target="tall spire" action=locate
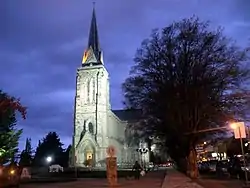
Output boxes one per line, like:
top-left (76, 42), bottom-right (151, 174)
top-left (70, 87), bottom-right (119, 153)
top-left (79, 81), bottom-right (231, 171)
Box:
top-left (82, 3), bottom-right (103, 65)
top-left (88, 3), bottom-right (100, 54)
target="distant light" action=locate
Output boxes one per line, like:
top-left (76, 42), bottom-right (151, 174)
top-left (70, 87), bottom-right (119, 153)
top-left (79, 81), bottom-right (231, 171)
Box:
top-left (211, 153), bottom-right (217, 157)
top-left (203, 142), bottom-right (207, 145)
top-left (10, 170), bottom-right (15, 175)
top-left (46, 156), bottom-right (52, 163)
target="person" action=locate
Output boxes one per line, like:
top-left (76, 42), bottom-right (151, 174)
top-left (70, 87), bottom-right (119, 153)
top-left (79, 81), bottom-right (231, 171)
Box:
top-left (132, 161), bottom-right (142, 180)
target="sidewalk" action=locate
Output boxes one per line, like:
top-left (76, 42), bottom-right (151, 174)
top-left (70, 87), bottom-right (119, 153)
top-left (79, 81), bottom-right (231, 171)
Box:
top-left (161, 168), bottom-right (204, 188)
top-left (20, 170), bottom-right (166, 188)
top-left (119, 170), bottom-right (165, 188)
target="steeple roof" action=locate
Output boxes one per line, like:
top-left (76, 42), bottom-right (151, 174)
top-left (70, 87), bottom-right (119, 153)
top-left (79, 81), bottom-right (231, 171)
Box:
top-left (88, 5), bottom-right (100, 54)
top-left (82, 4), bottom-right (103, 66)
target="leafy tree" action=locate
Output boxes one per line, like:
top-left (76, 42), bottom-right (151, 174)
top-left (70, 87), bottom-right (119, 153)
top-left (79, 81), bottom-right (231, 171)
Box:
top-left (19, 138), bottom-right (33, 167)
top-left (33, 132), bottom-right (64, 166)
top-left (122, 17), bottom-right (250, 178)
top-left (0, 90), bottom-right (27, 164)
top-left (125, 127), bottom-right (141, 147)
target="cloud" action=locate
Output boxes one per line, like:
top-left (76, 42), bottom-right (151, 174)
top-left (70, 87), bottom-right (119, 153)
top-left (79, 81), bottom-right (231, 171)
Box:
top-left (1, 0), bottom-right (249, 149)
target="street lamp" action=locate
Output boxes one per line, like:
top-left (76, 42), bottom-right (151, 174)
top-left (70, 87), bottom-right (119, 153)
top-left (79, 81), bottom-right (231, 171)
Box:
top-left (46, 156), bottom-right (52, 163)
top-left (230, 122), bottom-right (248, 185)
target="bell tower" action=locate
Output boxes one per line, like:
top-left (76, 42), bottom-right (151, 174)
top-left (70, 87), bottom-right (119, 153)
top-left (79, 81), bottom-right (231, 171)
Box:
top-left (72, 5), bottom-right (110, 166)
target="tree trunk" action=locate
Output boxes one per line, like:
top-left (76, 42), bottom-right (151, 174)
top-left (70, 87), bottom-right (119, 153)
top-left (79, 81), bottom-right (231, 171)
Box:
top-left (187, 146), bottom-right (199, 179)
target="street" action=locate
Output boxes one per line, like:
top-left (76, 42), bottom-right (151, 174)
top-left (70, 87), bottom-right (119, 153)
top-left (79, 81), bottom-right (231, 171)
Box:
top-left (20, 170), bottom-right (165, 188)
top-left (197, 174), bottom-right (244, 188)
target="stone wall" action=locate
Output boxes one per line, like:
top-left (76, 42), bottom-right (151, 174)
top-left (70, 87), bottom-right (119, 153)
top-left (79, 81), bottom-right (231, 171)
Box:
top-left (107, 111), bottom-right (126, 163)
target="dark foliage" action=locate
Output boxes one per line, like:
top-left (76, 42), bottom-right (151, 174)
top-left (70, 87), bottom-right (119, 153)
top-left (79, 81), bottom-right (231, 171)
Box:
top-left (61, 145), bottom-right (71, 167)
top-left (19, 138), bottom-right (33, 167)
top-left (32, 132), bottom-right (64, 166)
top-left (122, 17), bottom-right (250, 166)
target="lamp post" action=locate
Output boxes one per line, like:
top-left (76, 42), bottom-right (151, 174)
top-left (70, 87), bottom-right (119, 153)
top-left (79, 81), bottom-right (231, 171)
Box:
top-left (74, 155), bottom-right (77, 178)
top-left (231, 122), bottom-right (248, 186)
top-left (136, 148), bottom-right (149, 169)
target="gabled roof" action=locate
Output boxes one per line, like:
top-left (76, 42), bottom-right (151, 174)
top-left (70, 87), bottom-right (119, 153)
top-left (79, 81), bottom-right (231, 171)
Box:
top-left (112, 109), bottom-right (143, 122)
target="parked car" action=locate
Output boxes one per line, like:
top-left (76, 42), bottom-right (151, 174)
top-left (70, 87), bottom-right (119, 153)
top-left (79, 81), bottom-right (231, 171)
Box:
top-left (228, 157), bottom-right (243, 179)
top-left (148, 162), bottom-right (158, 171)
top-left (159, 161), bottom-right (173, 168)
top-left (165, 161), bottom-right (173, 167)
top-left (198, 161), bottom-right (210, 174)
top-left (216, 160), bottom-right (229, 177)
top-left (208, 160), bottom-right (217, 173)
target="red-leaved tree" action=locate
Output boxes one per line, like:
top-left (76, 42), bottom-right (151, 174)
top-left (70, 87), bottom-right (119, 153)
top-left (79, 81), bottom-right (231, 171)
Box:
top-left (0, 90), bottom-right (27, 164)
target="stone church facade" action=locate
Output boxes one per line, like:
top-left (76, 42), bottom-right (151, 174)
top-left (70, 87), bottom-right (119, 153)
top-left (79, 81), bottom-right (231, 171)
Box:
top-left (70, 7), bottom-right (149, 167)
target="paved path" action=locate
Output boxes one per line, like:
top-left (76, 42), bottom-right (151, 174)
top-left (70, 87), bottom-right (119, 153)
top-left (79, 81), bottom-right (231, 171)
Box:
top-left (162, 168), bottom-right (245, 188)
top-left (20, 170), bottom-right (165, 188)
top-left (161, 169), bottom-right (203, 188)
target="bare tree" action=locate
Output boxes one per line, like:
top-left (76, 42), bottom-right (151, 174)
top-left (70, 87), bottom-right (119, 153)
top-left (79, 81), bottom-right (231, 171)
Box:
top-left (122, 17), bottom-right (250, 178)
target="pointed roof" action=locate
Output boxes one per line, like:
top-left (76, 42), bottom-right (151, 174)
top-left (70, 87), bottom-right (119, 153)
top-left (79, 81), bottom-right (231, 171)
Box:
top-left (82, 3), bottom-right (103, 66)
top-left (87, 4), bottom-right (100, 54)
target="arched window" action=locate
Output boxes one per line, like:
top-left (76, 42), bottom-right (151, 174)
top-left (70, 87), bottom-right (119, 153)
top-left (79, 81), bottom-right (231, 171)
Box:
top-left (88, 122), bottom-right (94, 134)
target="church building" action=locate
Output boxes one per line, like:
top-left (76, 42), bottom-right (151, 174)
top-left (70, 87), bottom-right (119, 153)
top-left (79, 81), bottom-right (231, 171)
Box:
top-left (70, 6), bottom-right (150, 167)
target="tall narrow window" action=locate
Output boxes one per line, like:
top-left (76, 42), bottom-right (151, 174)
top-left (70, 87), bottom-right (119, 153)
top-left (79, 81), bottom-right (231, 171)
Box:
top-left (87, 79), bottom-right (90, 103)
top-left (83, 83), bottom-right (86, 103)
top-left (92, 78), bottom-right (95, 102)
top-left (89, 78), bottom-right (93, 102)
top-left (88, 122), bottom-right (94, 134)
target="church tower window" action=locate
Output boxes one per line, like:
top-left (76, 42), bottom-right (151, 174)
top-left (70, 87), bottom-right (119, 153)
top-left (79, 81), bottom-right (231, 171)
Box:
top-left (87, 79), bottom-right (90, 102)
top-left (93, 78), bottom-right (96, 102)
top-left (88, 122), bottom-right (94, 134)
top-left (89, 78), bottom-right (93, 102)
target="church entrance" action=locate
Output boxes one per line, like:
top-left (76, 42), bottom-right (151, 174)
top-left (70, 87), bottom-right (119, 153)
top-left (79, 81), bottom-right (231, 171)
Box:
top-left (86, 150), bottom-right (93, 160)
top-left (84, 146), bottom-right (95, 167)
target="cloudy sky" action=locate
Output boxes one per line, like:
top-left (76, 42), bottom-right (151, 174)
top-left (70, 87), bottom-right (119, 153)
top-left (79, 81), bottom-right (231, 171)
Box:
top-left (1, 0), bottom-right (249, 150)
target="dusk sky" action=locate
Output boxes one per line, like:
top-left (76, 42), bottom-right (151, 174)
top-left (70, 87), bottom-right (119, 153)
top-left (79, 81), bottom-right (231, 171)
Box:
top-left (1, 0), bottom-right (249, 150)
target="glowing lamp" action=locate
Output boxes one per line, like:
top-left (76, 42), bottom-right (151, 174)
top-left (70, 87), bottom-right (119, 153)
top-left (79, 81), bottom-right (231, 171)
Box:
top-left (10, 170), bottom-right (15, 175)
top-left (46, 156), bottom-right (52, 163)
top-left (230, 123), bottom-right (238, 130)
